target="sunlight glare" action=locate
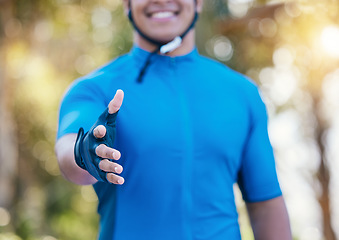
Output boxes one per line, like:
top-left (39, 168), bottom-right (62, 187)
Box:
top-left (321, 25), bottom-right (339, 58)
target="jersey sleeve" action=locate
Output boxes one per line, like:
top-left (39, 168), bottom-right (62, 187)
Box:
top-left (237, 86), bottom-right (282, 203)
top-left (57, 78), bottom-right (107, 139)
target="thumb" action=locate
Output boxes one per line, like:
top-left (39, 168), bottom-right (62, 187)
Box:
top-left (108, 89), bottom-right (124, 114)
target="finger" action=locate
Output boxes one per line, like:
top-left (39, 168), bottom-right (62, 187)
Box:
top-left (106, 173), bottom-right (125, 185)
top-left (108, 89), bottom-right (124, 114)
top-left (93, 125), bottom-right (106, 139)
top-left (99, 159), bottom-right (123, 174)
top-left (96, 144), bottom-right (121, 160)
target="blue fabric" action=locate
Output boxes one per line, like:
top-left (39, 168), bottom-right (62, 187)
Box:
top-left (57, 46), bottom-right (282, 240)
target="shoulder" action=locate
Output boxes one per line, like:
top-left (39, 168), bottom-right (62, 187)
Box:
top-left (195, 53), bottom-right (259, 92)
top-left (79, 52), bottom-right (133, 84)
top-left (196, 54), bottom-right (266, 114)
top-left (65, 52), bottom-right (134, 95)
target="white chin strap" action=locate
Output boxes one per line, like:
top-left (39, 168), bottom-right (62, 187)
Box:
top-left (159, 36), bottom-right (183, 54)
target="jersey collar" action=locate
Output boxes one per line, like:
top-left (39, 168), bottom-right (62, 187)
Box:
top-left (130, 45), bottom-right (199, 64)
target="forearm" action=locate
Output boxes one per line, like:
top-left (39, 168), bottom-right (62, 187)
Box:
top-left (55, 134), bottom-right (97, 185)
top-left (246, 196), bottom-right (292, 240)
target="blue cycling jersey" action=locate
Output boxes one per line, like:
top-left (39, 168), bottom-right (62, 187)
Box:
top-left (57, 46), bottom-right (282, 240)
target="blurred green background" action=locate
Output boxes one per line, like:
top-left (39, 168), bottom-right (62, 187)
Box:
top-left (1, 0), bottom-right (339, 239)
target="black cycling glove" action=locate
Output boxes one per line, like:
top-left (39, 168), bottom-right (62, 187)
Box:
top-left (74, 108), bottom-right (118, 182)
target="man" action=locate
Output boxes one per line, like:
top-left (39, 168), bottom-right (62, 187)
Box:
top-left (55, 0), bottom-right (292, 239)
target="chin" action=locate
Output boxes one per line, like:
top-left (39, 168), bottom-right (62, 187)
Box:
top-left (151, 32), bottom-right (182, 43)
top-left (158, 37), bottom-right (178, 43)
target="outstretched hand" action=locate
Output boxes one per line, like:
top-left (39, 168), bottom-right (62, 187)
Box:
top-left (74, 89), bottom-right (125, 184)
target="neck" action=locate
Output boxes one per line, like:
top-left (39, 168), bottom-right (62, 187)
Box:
top-left (134, 30), bottom-right (196, 57)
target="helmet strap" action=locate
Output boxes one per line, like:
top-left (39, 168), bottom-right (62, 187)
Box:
top-left (127, 0), bottom-right (199, 82)
top-left (127, 0), bottom-right (199, 54)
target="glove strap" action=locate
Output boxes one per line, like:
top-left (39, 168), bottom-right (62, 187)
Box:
top-left (74, 127), bottom-right (86, 170)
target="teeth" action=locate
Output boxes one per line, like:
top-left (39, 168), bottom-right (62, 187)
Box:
top-left (151, 11), bottom-right (174, 19)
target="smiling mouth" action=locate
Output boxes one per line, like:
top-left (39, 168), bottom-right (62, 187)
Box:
top-left (149, 11), bottom-right (178, 19)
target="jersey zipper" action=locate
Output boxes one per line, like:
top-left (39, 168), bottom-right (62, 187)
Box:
top-left (171, 57), bottom-right (194, 240)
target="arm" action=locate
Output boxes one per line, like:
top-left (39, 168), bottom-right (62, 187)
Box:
top-left (238, 86), bottom-right (291, 238)
top-left (55, 133), bottom-right (97, 185)
top-left (55, 89), bottom-right (125, 185)
top-left (246, 196), bottom-right (292, 240)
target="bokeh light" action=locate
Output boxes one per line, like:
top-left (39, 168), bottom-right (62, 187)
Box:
top-left (228, 0), bottom-right (254, 18)
top-left (1, 1), bottom-right (339, 240)
top-left (0, 208), bottom-right (11, 227)
top-left (321, 25), bottom-right (339, 58)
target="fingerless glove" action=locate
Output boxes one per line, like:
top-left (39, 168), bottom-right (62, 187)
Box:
top-left (74, 108), bottom-right (118, 182)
